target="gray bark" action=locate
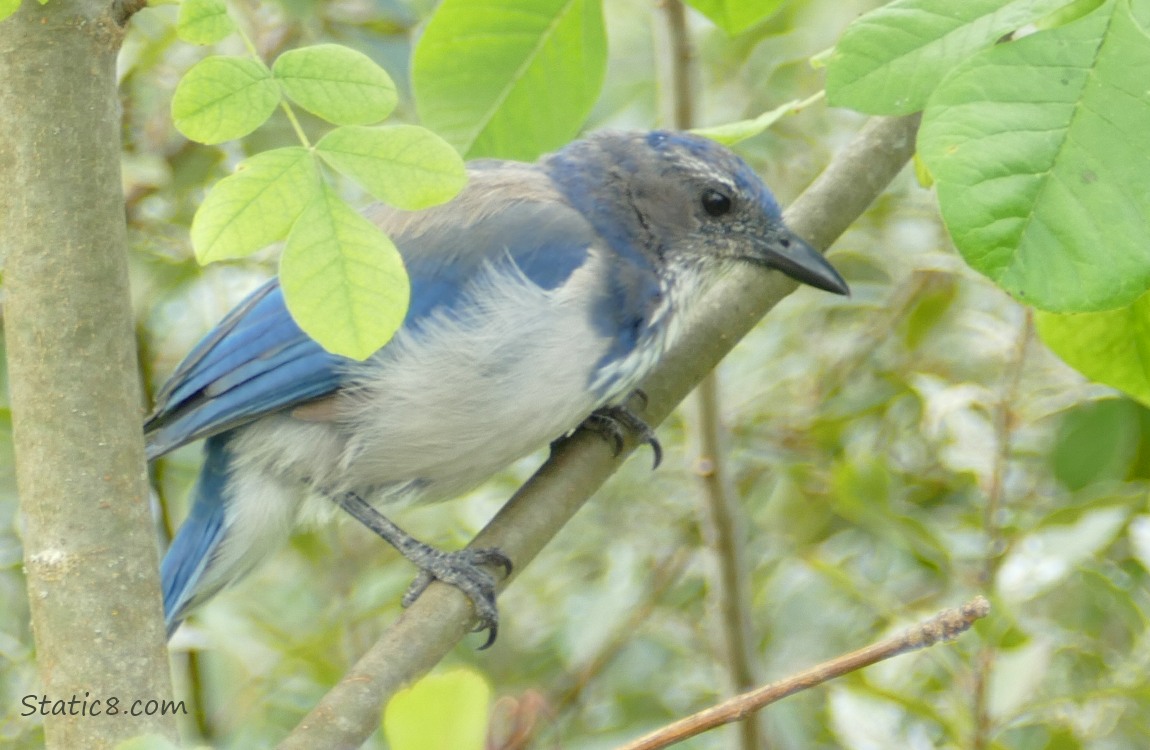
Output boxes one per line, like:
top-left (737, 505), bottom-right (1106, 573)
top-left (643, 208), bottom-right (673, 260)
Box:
top-left (0, 1), bottom-right (177, 747)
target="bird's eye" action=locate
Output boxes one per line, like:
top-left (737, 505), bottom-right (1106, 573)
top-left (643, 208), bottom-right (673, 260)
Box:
top-left (701, 189), bottom-right (732, 217)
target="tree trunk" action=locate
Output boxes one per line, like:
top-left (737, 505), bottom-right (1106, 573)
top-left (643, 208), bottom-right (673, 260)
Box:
top-left (0, 1), bottom-right (177, 747)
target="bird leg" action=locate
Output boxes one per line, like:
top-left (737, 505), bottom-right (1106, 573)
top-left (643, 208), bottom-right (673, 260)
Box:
top-left (332, 491), bottom-right (512, 649)
top-left (578, 389), bottom-right (663, 469)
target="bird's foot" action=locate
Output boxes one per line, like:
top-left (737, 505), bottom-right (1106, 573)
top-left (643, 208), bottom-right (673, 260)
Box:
top-left (333, 492), bottom-right (512, 649)
top-left (402, 546), bottom-right (513, 649)
top-left (580, 390), bottom-right (662, 469)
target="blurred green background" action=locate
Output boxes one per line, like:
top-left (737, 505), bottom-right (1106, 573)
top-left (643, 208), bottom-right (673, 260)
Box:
top-left (2, 0), bottom-right (1148, 748)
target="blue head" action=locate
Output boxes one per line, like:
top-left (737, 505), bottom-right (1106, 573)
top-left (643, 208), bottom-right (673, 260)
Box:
top-left (544, 130), bottom-right (848, 296)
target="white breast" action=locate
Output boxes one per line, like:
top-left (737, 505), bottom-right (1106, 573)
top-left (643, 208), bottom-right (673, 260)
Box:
top-left (325, 250), bottom-right (619, 502)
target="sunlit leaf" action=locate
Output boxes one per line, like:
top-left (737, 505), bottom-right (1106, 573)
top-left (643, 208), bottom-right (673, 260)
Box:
top-left (384, 669), bottom-right (491, 750)
top-left (413, 0), bottom-right (606, 160)
top-left (0, 0), bottom-right (23, 22)
top-left (281, 184), bottom-right (409, 360)
top-left (191, 147), bottom-right (319, 263)
top-left (172, 56), bottom-right (280, 144)
top-left (316, 125), bottom-right (466, 210)
top-left (177, 0), bottom-right (235, 45)
top-left (272, 44), bottom-right (398, 125)
top-left (1035, 291), bottom-right (1150, 407)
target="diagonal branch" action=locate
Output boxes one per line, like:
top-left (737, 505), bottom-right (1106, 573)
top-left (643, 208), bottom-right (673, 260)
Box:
top-left (276, 113), bottom-right (922, 750)
top-left (616, 597), bottom-right (990, 750)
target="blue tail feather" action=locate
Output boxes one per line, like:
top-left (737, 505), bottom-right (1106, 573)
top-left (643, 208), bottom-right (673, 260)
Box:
top-left (161, 434), bottom-right (232, 635)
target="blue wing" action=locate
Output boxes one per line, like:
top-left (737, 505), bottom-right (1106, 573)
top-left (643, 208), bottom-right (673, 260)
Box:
top-left (144, 280), bottom-right (346, 459)
top-left (161, 433), bottom-right (231, 629)
top-left (145, 165), bottom-right (609, 460)
top-left (385, 162), bottom-right (601, 322)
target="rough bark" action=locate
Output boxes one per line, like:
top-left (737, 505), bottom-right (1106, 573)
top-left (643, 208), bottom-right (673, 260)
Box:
top-left (0, 1), bottom-right (177, 747)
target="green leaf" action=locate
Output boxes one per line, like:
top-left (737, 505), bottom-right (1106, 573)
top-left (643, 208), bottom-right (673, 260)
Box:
top-left (191, 147), bottom-right (319, 263)
top-left (0, 0), bottom-right (22, 23)
top-left (1037, 0), bottom-right (1108, 28)
top-left (281, 185), bottom-right (409, 360)
top-left (691, 97), bottom-right (807, 146)
top-left (1035, 291), bottom-right (1150, 406)
top-left (413, 0), bottom-right (606, 160)
top-left (384, 668), bottom-right (491, 750)
top-left (1049, 398), bottom-right (1142, 489)
top-left (918, 0), bottom-right (1150, 311)
top-left (683, 0), bottom-right (788, 35)
top-left (316, 125), bottom-right (466, 211)
top-left (177, 0), bottom-right (235, 45)
top-left (827, 0), bottom-right (1073, 115)
top-left (172, 56), bottom-right (281, 144)
top-left (272, 44), bottom-right (398, 126)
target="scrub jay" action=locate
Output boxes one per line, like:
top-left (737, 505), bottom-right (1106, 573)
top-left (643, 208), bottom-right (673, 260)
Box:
top-left (148, 130), bottom-right (848, 645)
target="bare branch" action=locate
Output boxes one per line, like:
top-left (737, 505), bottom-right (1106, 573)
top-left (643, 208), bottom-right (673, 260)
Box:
top-left (973, 312), bottom-right (1033, 749)
top-left (615, 597), bottom-right (991, 750)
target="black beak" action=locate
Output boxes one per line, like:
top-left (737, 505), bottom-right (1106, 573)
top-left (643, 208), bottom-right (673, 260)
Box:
top-left (758, 228), bottom-right (849, 296)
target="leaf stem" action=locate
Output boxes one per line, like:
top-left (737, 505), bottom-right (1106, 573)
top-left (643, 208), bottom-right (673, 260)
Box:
top-left (277, 99), bottom-right (313, 149)
top-left (234, 17), bottom-right (312, 148)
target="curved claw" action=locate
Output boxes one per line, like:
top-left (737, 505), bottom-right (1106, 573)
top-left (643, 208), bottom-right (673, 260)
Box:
top-left (401, 546), bottom-right (513, 650)
top-left (582, 399), bottom-right (663, 469)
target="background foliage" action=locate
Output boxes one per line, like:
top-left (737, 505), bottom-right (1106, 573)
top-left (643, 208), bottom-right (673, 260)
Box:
top-left (1, 0), bottom-right (1149, 748)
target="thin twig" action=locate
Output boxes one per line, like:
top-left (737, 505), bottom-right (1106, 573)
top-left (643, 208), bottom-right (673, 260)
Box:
top-left (691, 376), bottom-right (762, 710)
top-left (663, 0), bottom-right (695, 129)
top-left (662, 0), bottom-right (763, 747)
top-left (615, 597), bottom-right (991, 750)
top-left (972, 311), bottom-right (1032, 749)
